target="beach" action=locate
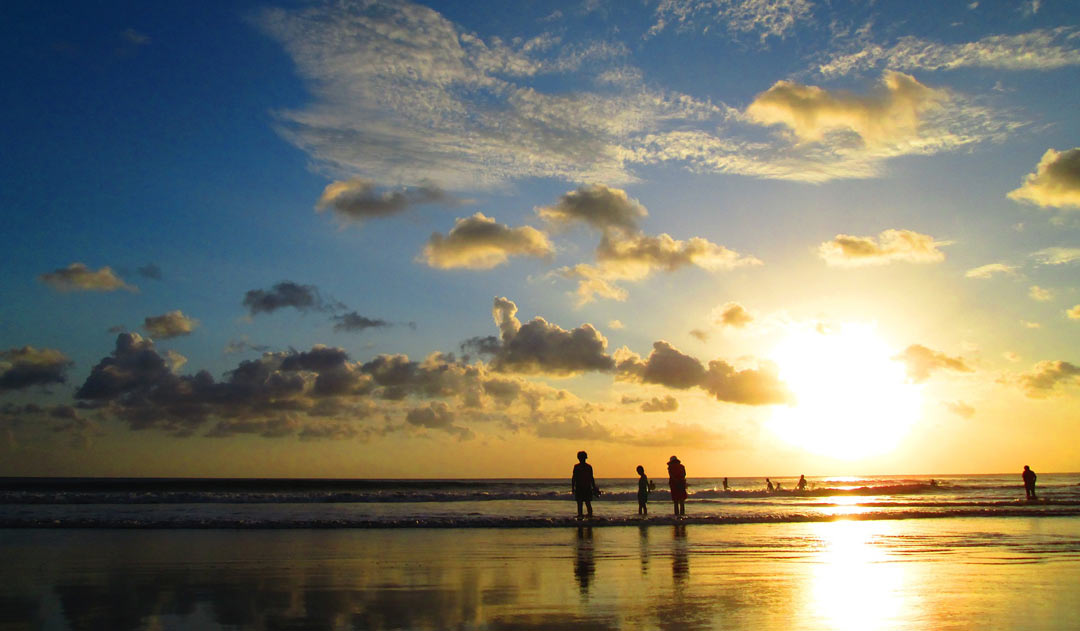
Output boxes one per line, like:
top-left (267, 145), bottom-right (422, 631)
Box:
top-left (3, 515), bottom-right (1079, 630)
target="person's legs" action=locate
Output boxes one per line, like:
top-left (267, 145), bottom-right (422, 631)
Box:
top-left (577, 499), bottom-right (584, 518)
top-left (585, 500), bottom-right (593, 518)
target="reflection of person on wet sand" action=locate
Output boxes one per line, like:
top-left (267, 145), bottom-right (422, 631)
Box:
top-left (1022, 465), bottom-right (1037, 500)
top-left (572, 451), bottom-right (600, 519)
top-left (667, 456), bottom-right (687, 517)
top-left (637, 465), bottom-right (650, 515)
top-left (574, 526), bottom-right (595, 595)
top-left (672, 523), bottom-right (689, 585)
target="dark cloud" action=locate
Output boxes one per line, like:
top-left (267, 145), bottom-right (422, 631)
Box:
top-left (0, 403), bottom-right (103, 448)
top-left (688, 329), bottom-right (709, 342)
top-left (1008, 147), bottom-right (1080, 210)
top-left (0, 347), bottom-right (73, 392)
top-left (332, 312), bottom-right (390, 333)
top-left (136, 264), bottom-right (162, 280)
top-left (143, 310), bottom-right (198, 339)
top-left (243, 282), bottom-right (326, 316)
top-left (316, 178), bottom-right (456, 222)
top-left (892, 344), bottom-right (973, 383)
top-left (38, 262), bottom-right (136, 292)
top-left (206, 417), bottom-right (301, 439)
top-left (616, 341), bottom-right (791, 405)
top-left (405, 402), bottom-right (473, 440)
top-left (224, 338), bottom-right (271, 355)
top-left (536, 184), bottom-right (647, 234)
top-left (488, 297), bottom-right (615, 376)
top-left (459, 335), bottom-right (501, 359)
top-left (641, 395), bottom-right (678, 412)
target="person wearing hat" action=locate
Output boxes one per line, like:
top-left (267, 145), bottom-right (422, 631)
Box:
top-left (667, 455), bottom-right (687, 517)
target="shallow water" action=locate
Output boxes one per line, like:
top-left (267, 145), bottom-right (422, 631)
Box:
top-left (2, 517), bottom-right (1078, 630)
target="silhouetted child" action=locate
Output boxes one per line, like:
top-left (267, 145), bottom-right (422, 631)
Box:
top-left (572, 451), bottom-right (600, 519)
top-left (722, 477), bottom-right (729, 491)
top-left (637, 465), bottom-right (649, 515)
top-left (797, 475), bottom-right (807, 491)
top-left (766, 478), bottom-right (773, 492)
top-left (1022, 465), bottom-right (1037, 500)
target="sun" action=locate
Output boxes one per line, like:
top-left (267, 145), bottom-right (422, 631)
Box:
top-left (767, 323), bottom-right (922, 459)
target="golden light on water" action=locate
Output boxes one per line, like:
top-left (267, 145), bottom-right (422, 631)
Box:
top-left (808, 521), bottom-right (909, 631)
top-left (768, 324), bottom-right (923, 459)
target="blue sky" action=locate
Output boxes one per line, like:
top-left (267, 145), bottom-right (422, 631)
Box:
top-left (1, 0), bottom-right (1078, 477)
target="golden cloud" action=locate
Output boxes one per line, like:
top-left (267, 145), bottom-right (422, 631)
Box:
top-left (1007, 148), bottom-right (1080, 210)
top-left (818, 229), bottom-right (950, 267)
top-left (420, 213), bottom-right (553, 269)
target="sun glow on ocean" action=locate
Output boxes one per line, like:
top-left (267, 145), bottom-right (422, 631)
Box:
top-left (768, 324), bottom-right (923, 459)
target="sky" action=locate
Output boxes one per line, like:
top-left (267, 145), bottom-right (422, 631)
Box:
top-left (1, 0), bottom-right (1078, 478)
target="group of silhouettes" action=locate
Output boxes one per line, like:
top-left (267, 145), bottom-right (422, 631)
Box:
top-left (572, 452), bottom-right (1045, 518)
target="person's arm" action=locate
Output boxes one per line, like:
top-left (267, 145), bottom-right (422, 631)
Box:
top-left (571, 466), bottom-right (577, 494)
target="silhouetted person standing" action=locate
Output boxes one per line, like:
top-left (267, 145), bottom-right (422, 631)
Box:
top-left (766, 478), bottom-right (773, 492)
top-left (797, 475), bottom-right (807, 491)
top-left (668, 456), bottom-right (687, 517)
top-left (572, 451), bottom-right (600, 519)
top-left (1022, 465), bottom-right (1037, 500)
top-left (637, 465), bottom-right (650, 515)
top-left (722, 477), bottom-right (729, 492)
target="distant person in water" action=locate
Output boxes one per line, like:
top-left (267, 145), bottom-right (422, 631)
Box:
top-left (667, 456), bottom-right (687, 517)
top-left (722, 477), bottom-right (729, 492)
top-left (766, 478), bottom-right (773, 492)
top-left (572, 451), bottom-right (600, 519)
top-left (1022, 465), bottom-right (1037, 500)
top-left (797, 475), bottom-right (807, 491)
top-left (775, 481), bottom-right (783, 491)
top-left (636, 465), bottom-right (650, 515)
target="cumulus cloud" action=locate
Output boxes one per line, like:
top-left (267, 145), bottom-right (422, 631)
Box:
top-left (562, 230), bottom-right (761, 304)
top-left (486, 297), bottom-right (615, 375)
top-left (818, 27), bottom-right (1080, 77)
top-left (533, 413), bottom-right (614, 440)
top-left (965, 263), bottom-right (1018, 279)
top-left (818, 229), bottom-right (950, 267)
top-left (714, 302), bottom-right (753, 328)
top-left (746, 71), bottom-right (948, 147)
top-left (1013, 360), bottom-right (1080, 398)
top-left (243, 282), bottom-right (327, 316)
top-left (616, 340), bottom-right (791, 405)
top-left (143, 310), bottom-right (198, 339)
top-left (536, 184), bottom-right (647, 234)
top-left (332, 312), bottom-right (390, 333)
top-left (1068, 305), bottom-right (1080, 320)
top-left (641, 394), bottom-right (679, 413)
top-left (0, 347), bottom-right (72, 392)
top-left (1028, 285), bottom-right (1053, 301)
top-left (315, 178), bottom-right (456, 222)
top-left (405, 402), bottom-right (473, 440)
top-left (1007, 148), bottom-right (1080, 210)
top-left (38, 263), bottom-right (136, 292)
top-left (608, 320), bottom-right (624, 330)
top-left (649, 0), bottom-right (813, 42)
top-left (944, 400), bottom-right (975, 419)
top-left (420, 213), bottom-right (553, 269)
top-left (892, 344), bottom-right (973, 383)
top-left (689, 329), bottom-right (709, 342)
top-left (1031, 247), bottom-right (1080, 265)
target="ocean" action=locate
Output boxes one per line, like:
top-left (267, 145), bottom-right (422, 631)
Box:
top-left (3, 474), bottom-right (1079, 630)
top-left (1, 473), bottom-right (1078, 527)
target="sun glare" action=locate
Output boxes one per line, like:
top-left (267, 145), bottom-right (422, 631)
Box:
top-left (768, 323), bottom-right (922, 459)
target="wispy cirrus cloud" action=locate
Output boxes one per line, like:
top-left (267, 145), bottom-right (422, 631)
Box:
top-left (965, 263), bottom-right (1018, 279)
top-left (1031, 247), bottom-right (1080, 265)
top-left (817, 27), bottom-right (1080, 77)
top-left (648, 0), bottom-right (814, 43)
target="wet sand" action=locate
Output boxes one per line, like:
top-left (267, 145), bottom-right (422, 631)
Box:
top-left (2, 517), bottom-right (1077, 630)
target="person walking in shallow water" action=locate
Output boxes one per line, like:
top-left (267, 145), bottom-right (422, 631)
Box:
top-left (572, 451), bottom-right (600, 519)
top-left (1022, 465), bottom-right (1037, 500)
top-left (636, 465), bottom-right (650, 515)
top-left (667, 456), bottom-right (687, 517)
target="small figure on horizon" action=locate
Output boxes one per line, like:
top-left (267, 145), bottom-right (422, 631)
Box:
top-left (722, 477), bottom-right (729, 492)
top-left (797, 475), bottom-right (807, 491)
top-left (572, 451), bottom-right (600, 519)
top-left (1022, 465), bottom-right (1037, 500)
top-left (637, 465), bottom-right (650, 515)
top-left (668, 456), bottom-right (687, 517)
top-left (775, 481), bottom-right (783, 491)
top-left (766, 478), bottom-right (773, 492)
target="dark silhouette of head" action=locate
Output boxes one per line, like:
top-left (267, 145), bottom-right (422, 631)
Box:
top-left (667, 455), bottom-right (680, 465)
top-left (1024, 465), bottom-right (1030, 471)
top-left (577, 450), bottom-right (588, 462)
top-left (636, 465), bottom-right (644, 475)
